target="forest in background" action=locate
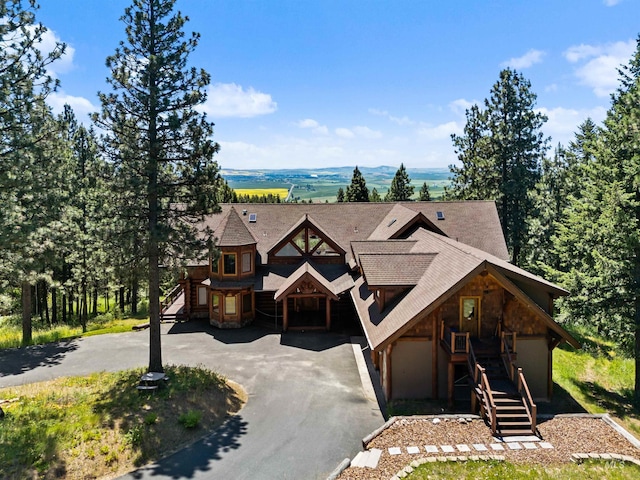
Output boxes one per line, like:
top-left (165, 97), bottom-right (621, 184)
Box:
top-left (2, 1), bottom-right (640, 398)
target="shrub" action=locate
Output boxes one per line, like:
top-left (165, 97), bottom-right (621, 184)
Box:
top-left (178, 410), bottom-right (201, 429)
top-left (143, 412), bottom-right (157, 425)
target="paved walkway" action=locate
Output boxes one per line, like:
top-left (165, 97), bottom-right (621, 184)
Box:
top-left (0, 322), bottom-right (384, 480)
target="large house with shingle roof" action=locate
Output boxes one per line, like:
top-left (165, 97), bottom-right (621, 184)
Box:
top-left (170, 201), bottom-right (578, 431)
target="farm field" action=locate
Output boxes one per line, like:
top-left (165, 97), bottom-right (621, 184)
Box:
top-left (223, 166), bottom-right (451, 203)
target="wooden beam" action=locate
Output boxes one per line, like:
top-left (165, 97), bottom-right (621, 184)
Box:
top-left (325, 297), bottom-right (331, 331)
top-left (432, 314), bottom-right (438, 399)
top-left (283, 297), bottom-right (288, 332)
top-left (384, 344), bottom-right (393, 400)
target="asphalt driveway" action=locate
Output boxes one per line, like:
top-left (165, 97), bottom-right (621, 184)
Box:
top-left (0, 321), bottom-right (384, 479)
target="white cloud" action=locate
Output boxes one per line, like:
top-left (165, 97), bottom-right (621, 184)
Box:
top-left (353, 126), bottom-right (382, 139)
top-left (335, 127), bottom-right (355, 138)
top-left (603, 0), bottom-right (622, 6)
top-left (449, 98), bottom-right (476, 117)
top-left (538, 106), bottom-right (607, 145)
top-left (418, 121), bottom-right (462, 141)
top-left (368, 108), bottom-right (415, 126)
top-left (545, 83), bottom-right (558, 93)
top-left (200, 83), bottom-right (277, 118)
top-left (501, 49), bottom-right (545, 69)
top-left (47, 91), bottom-right (96, 124)
top-left (296, 118), bottom-right (329, 135)
top-left (564, 40), bottom-right (635, 97)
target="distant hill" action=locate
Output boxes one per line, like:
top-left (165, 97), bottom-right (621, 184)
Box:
top-left (221, 166), bottom-right (452, 202)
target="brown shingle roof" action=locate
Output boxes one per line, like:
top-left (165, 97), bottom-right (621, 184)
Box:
top-left (352, 228), bottom-right (574, 351)
top-left (359, 253), bottom-right (436, 287)
top-left (199, 201), bottom-right (508, 264)
top-left (214, 206), bottom-right (257, 247)
top-left (273, 262), bottom-right (340, 301)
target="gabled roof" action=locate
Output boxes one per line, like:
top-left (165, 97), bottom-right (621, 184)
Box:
top-left (214, 206), bottom-right (257, 247)
top-left (359, 253), bottom-right (437, 287)
top-left (198, 201), bottom-right (508, 265)
top-left (351, 228), bottom-right (577, 351)
top-left (273, 262), bottom-right (340, 301)
top-left (267, 213), bottom-right (346, 258)
top-left (350, 240), bottom-right (417, 266)
top-left (368, 204), bottom-right (446, 240)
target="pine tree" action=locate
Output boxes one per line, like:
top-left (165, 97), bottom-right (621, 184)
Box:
top-left (345, 166), bottom-right (369, 202)
top-left (449, 69), bottom-right (548, 265)
top-left (93, 0), bottom-right (221, 372)
top-left (418, 182), bottom-right (431, 201)
top-left (0, 1), bottom-right (65, 343)
top-left (336, 187), bottom-right (345, 202)
top-left (369, 187), bottom-right (381, 202)
top-left (385, 163), bottom-right (414, 201)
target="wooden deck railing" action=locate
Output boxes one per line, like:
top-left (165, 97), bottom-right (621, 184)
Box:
top-left (517, 367), bottom-right (537, 432)
top-left (502, 331), bottom-right (536, 433)
top-left (476, 364), bottom-right (498, 434)
top-left (161, 284), bottom-right (182, 313)
top-left (440, 321), bottom-right (470, 354)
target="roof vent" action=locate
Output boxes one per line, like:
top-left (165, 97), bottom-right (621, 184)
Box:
top-left (436, 211), bottom-right (445, 221)
top-left (249, 213), bottom-right (257, 223)
top-left (242, 209), bottom-right (247, 216)
top-left (387, 218), bottom-right (396, 227)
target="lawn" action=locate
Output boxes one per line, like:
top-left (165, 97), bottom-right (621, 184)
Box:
top-left (0, 365), bottom-right (246, 479)
top-left (0, 316), bottom-right (146, 350)
top-left (407, 459), bottom-right (640, 480)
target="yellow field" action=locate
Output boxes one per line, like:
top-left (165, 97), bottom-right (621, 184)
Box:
top-left (234, 188), bottom-right (289, 198)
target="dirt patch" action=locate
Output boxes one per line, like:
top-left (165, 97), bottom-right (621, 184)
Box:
top-left (338, 415), bottom-right (640, 480)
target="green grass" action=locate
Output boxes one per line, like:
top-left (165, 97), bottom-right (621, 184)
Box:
top-left (554, 325), bottom-right (639, 437)
top-left (407, 459), bottom-right (640, 480)
top-left (0, 317), bottom-right (147, 350)
top-left (0, 365), bottom-right (246, 479)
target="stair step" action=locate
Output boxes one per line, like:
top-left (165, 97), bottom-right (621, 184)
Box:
top-left (498, 421), bottom-right (532, 427)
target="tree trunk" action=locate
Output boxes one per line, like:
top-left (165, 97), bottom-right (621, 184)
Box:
top-left (81, 280), bottom-right (88, 332)
top-left (119, 285), bottom-right (125, 312)
top-left (43, 283), bottom-right (50, 325)
top-left (22, 281), bottom-right (32, 346)
top-left (62, 292), bottom-right (67, 323)
top-left (92, 287), bottom-right (98, 316)
top-left (131, 280), bottom-right (138, 315)
top-left (51, 287), bottom-right (57, 324)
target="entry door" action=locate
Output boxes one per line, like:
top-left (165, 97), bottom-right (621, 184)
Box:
top-left (459, 297), bottom-right (480, 337)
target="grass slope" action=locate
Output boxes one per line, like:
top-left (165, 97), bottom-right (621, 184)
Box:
top-left (0, 365), bottom-right (246, 479)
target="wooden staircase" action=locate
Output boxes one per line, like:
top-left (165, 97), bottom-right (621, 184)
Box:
top-left (469, 335), bottom-right (537, 437)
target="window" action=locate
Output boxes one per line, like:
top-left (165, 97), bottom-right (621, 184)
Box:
top-left (223, 253), bottom-right (236, 275)
top-left (197, 286), bottom-right (207, 306)
top-left (459, 297), bottom-right (480, 337)
top-left (242, 293), bottom-right (252, 314)
top-left (242, 252), bottom-right (252, 273)
top-left (212, 294), bottom-right (220, 315)
top-left (224, 295), bottom-right (236, 315)
top-left (211, 255), bottom-right (219, 274)
top-left (273, 226), bottom-right (340, 257)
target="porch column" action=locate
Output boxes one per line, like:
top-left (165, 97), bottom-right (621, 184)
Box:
top-left (384, 344), bottom-right (393, 400)
top-left (282, 296), bottom-right (288, 332)
top-left (432, 315), bottom-right (438, 399)
top-left (325, 297), bottom-right (331, 331)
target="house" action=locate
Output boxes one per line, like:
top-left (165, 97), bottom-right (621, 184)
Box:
top-left (170, 201), bottom-right (578, 435)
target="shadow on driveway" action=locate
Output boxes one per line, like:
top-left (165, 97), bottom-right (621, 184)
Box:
top-left (0, 340), bottom-right (79, 378)
top-left (166, 321), bottom-right (275, 345)
top-left (125, 414), bottom-right (249, 480)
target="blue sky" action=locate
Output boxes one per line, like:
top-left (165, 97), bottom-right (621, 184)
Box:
top-left (35, 0), bottom-right (640, 170)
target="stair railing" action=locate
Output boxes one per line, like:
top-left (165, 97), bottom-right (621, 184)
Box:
top-left (516, 367), bottom-right (537, 433)
top-left (161, 284), bottom-right (182, 313)
top-left (501, 332), bottom-right (517, 382)
top-left (477, 364), bottom-right (498, 434)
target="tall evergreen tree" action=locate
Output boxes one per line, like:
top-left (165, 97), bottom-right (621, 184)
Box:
top-left (385, 163), bottom-right (414, 201)
top-left (336, 187), bottom-right (345, 202)
top-left (93, 0), bottom-right (221, 372)
top-left (0, 1), bottom-right (65, 343)
top-left (345, 166), bottom-right (369, 202)
top-left (369, 187), bottom-right (381, 202)
top-left (418, 182), bottom-right (431, 201)
top-left (449, 69), bottom-right (548, 265)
